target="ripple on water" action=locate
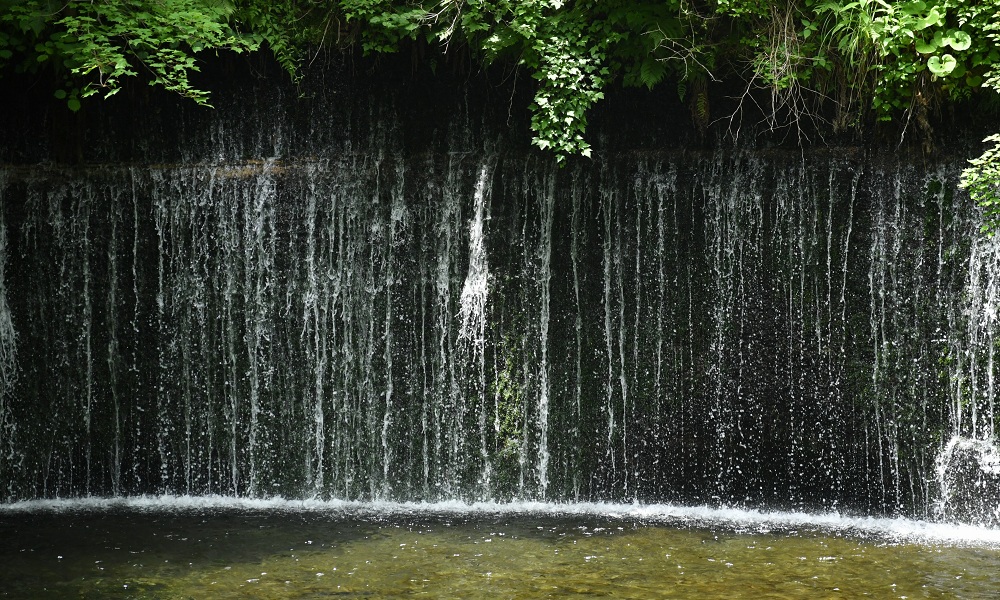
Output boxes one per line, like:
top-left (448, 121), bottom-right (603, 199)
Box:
top-left (2, 497), bottom-right (1000, 598)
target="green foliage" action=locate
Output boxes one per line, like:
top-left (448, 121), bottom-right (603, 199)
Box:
top-left (0, 0), bottom-right (258, 108)
top-left (492, 347), bottom-right (522, 454)
top-left (807, 0), bottom-right (1000, 116)
top-left (955, 6), bottom-right (1000, 235)
top-left (521, 7), bottom-right (609, 160)
top-left (961, 135), bottom-right (1000, 235)
top-left (340, 0), bottom-right (428, 53)
top-left (445, 0), bottom-right (583, 154)
top-left (3, 0), bottom-right (1000, 185)
top-left (237, 1), bottom-right (333, 79)
top-left (490, 337), bottom-right (524, 494)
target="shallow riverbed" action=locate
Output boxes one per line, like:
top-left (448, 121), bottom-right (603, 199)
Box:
top-left (2, 499), bottom-right (999, 598)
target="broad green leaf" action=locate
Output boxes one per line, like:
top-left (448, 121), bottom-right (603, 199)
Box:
top-left (944, 30), bottom-right (972, 51)
top-left (913, 7), bottom-right (943, 30)
top-left (915, 39), bottom-right (937, 54)
top-left (927, 53), bottom-right (957, 76)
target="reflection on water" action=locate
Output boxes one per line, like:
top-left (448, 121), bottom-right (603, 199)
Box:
top-left (2, 501), bottom-right (1000, 598)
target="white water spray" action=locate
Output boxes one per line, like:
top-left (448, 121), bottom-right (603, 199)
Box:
top-left (458, 165), bottom-right (491, 346)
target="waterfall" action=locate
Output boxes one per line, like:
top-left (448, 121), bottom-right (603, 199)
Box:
top-left (933, 189), bottom-right (1000, 524)
top-left (0, 138), bottom-right (997, 520)
top-left (956, 225), bottom-right (1000, 440)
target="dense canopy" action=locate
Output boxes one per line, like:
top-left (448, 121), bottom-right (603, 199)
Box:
top-left (2, 0), bottom-right (999, 221)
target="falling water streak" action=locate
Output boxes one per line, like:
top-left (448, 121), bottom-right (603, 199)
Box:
top-left (0, 177), bottom-right (17, 500)
top-left (834, 167), bottom-right (859, 498)
top-left (223, 185), bottom-right (241, 495)
top-left (243, 164), bottom-right (276, 496)
top-left (780, 168), bottom-right (799, 504)
top-left (458, 163), bottom-right (492, 495)
top-left (205, 173), bottom-right (219, 497)
top-left (968, 239), bottom-right (983, 437)
top-left (894, 180), bottom-right (907, 507)
top-left (799, 167), bottom-right (814, 503)
top-left (964, 227), bottom-right (1000, 441)
top-left (601, 183), bottom-right (617, 484)
top-left (840, 170), bottom-right (857, 356)
top-left (74, 196), bottom-right (93, 495)
top-left (434, 156), bottom-right (461, 497)
top-left (614, 194), bottom-right (629, 498)
top-left (987, 232), bottom-right (1000, 442)
top-left (420, 235), bottom-right (431, 499)
top-left (382, 162), bottom-right (407, 499)
top-left (106, 188), bottom-right (121, 496)
top-left (903, 171), bottom-right (926, 508)
top-left (820, 168), bottom-right (838, 496)
top-left (868, 176), bottom-right (889, 504)
top-left (682, 180), bottom-right (694, 499)
top-left (153, 185), bottom-right (170, 491)
top-left (458, 165), bottom-right (491, 346)
top-left (129, 170), bottom-right (141, 493)
top-left (327, 178), bottom-right (347, 498)
top-left (628, 170), bottom-right (644, 500)
top-left (652, 171), bottom-right (664, 492)
top-left (301, 173), bottom-right (324, 495)
top-left (536, 171), bottom-right (555, 499)
top-left (517, 170), bottom-right (545, 498)
top-left (705, 155), bottom-right (738, 498)
top-left (705, 158), bottom-right (723, 495)
top-left (654, 168), bottom-right (673, 497)
top-left (825, 170), bottom-right (835, 381)
top-left (414, 157), bottom-right (437, 499)
top-left (357, 160), bottom-right (384, 500)
top-left (181, 172), bottom-right (198, 495)
top-left (743, 163), bottom-right (762, 497)
top-left (569, 177), bottom-right (583, 500)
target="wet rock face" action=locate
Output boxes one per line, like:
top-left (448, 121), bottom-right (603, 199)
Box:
top-left (938, 437), bottom-right (1000, 526)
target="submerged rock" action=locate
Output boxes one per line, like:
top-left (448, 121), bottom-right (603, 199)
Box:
top-left (937, 436), bottom-right (1000, 526)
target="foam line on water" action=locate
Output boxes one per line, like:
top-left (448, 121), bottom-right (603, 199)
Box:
top-left (2, 496), bottom-right (1000, 547)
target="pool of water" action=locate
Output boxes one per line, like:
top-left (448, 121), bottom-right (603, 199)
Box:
top-left (2, 498), bottom-right (1000, 598)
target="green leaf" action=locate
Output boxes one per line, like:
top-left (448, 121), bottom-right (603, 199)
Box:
top-left (913, 7), bottom-right (943, 30)
top-left (53, 89), bottom-right (67, 100)
top-left (944, 30), bottom-right (972, 52)
top-left (900, 1), bottom-right (927, 16)
top-left (639, 57), bottom-right (666, 90)
top-left (67, 97), bottom-right (81, 112)
top-left (915, 39), bottom-right (938, 54)
top-left (927, 54), bottom-right (957, 76)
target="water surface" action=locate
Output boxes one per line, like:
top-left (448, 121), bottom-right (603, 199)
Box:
top-left (2, 499), bottom-right (999, 598)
